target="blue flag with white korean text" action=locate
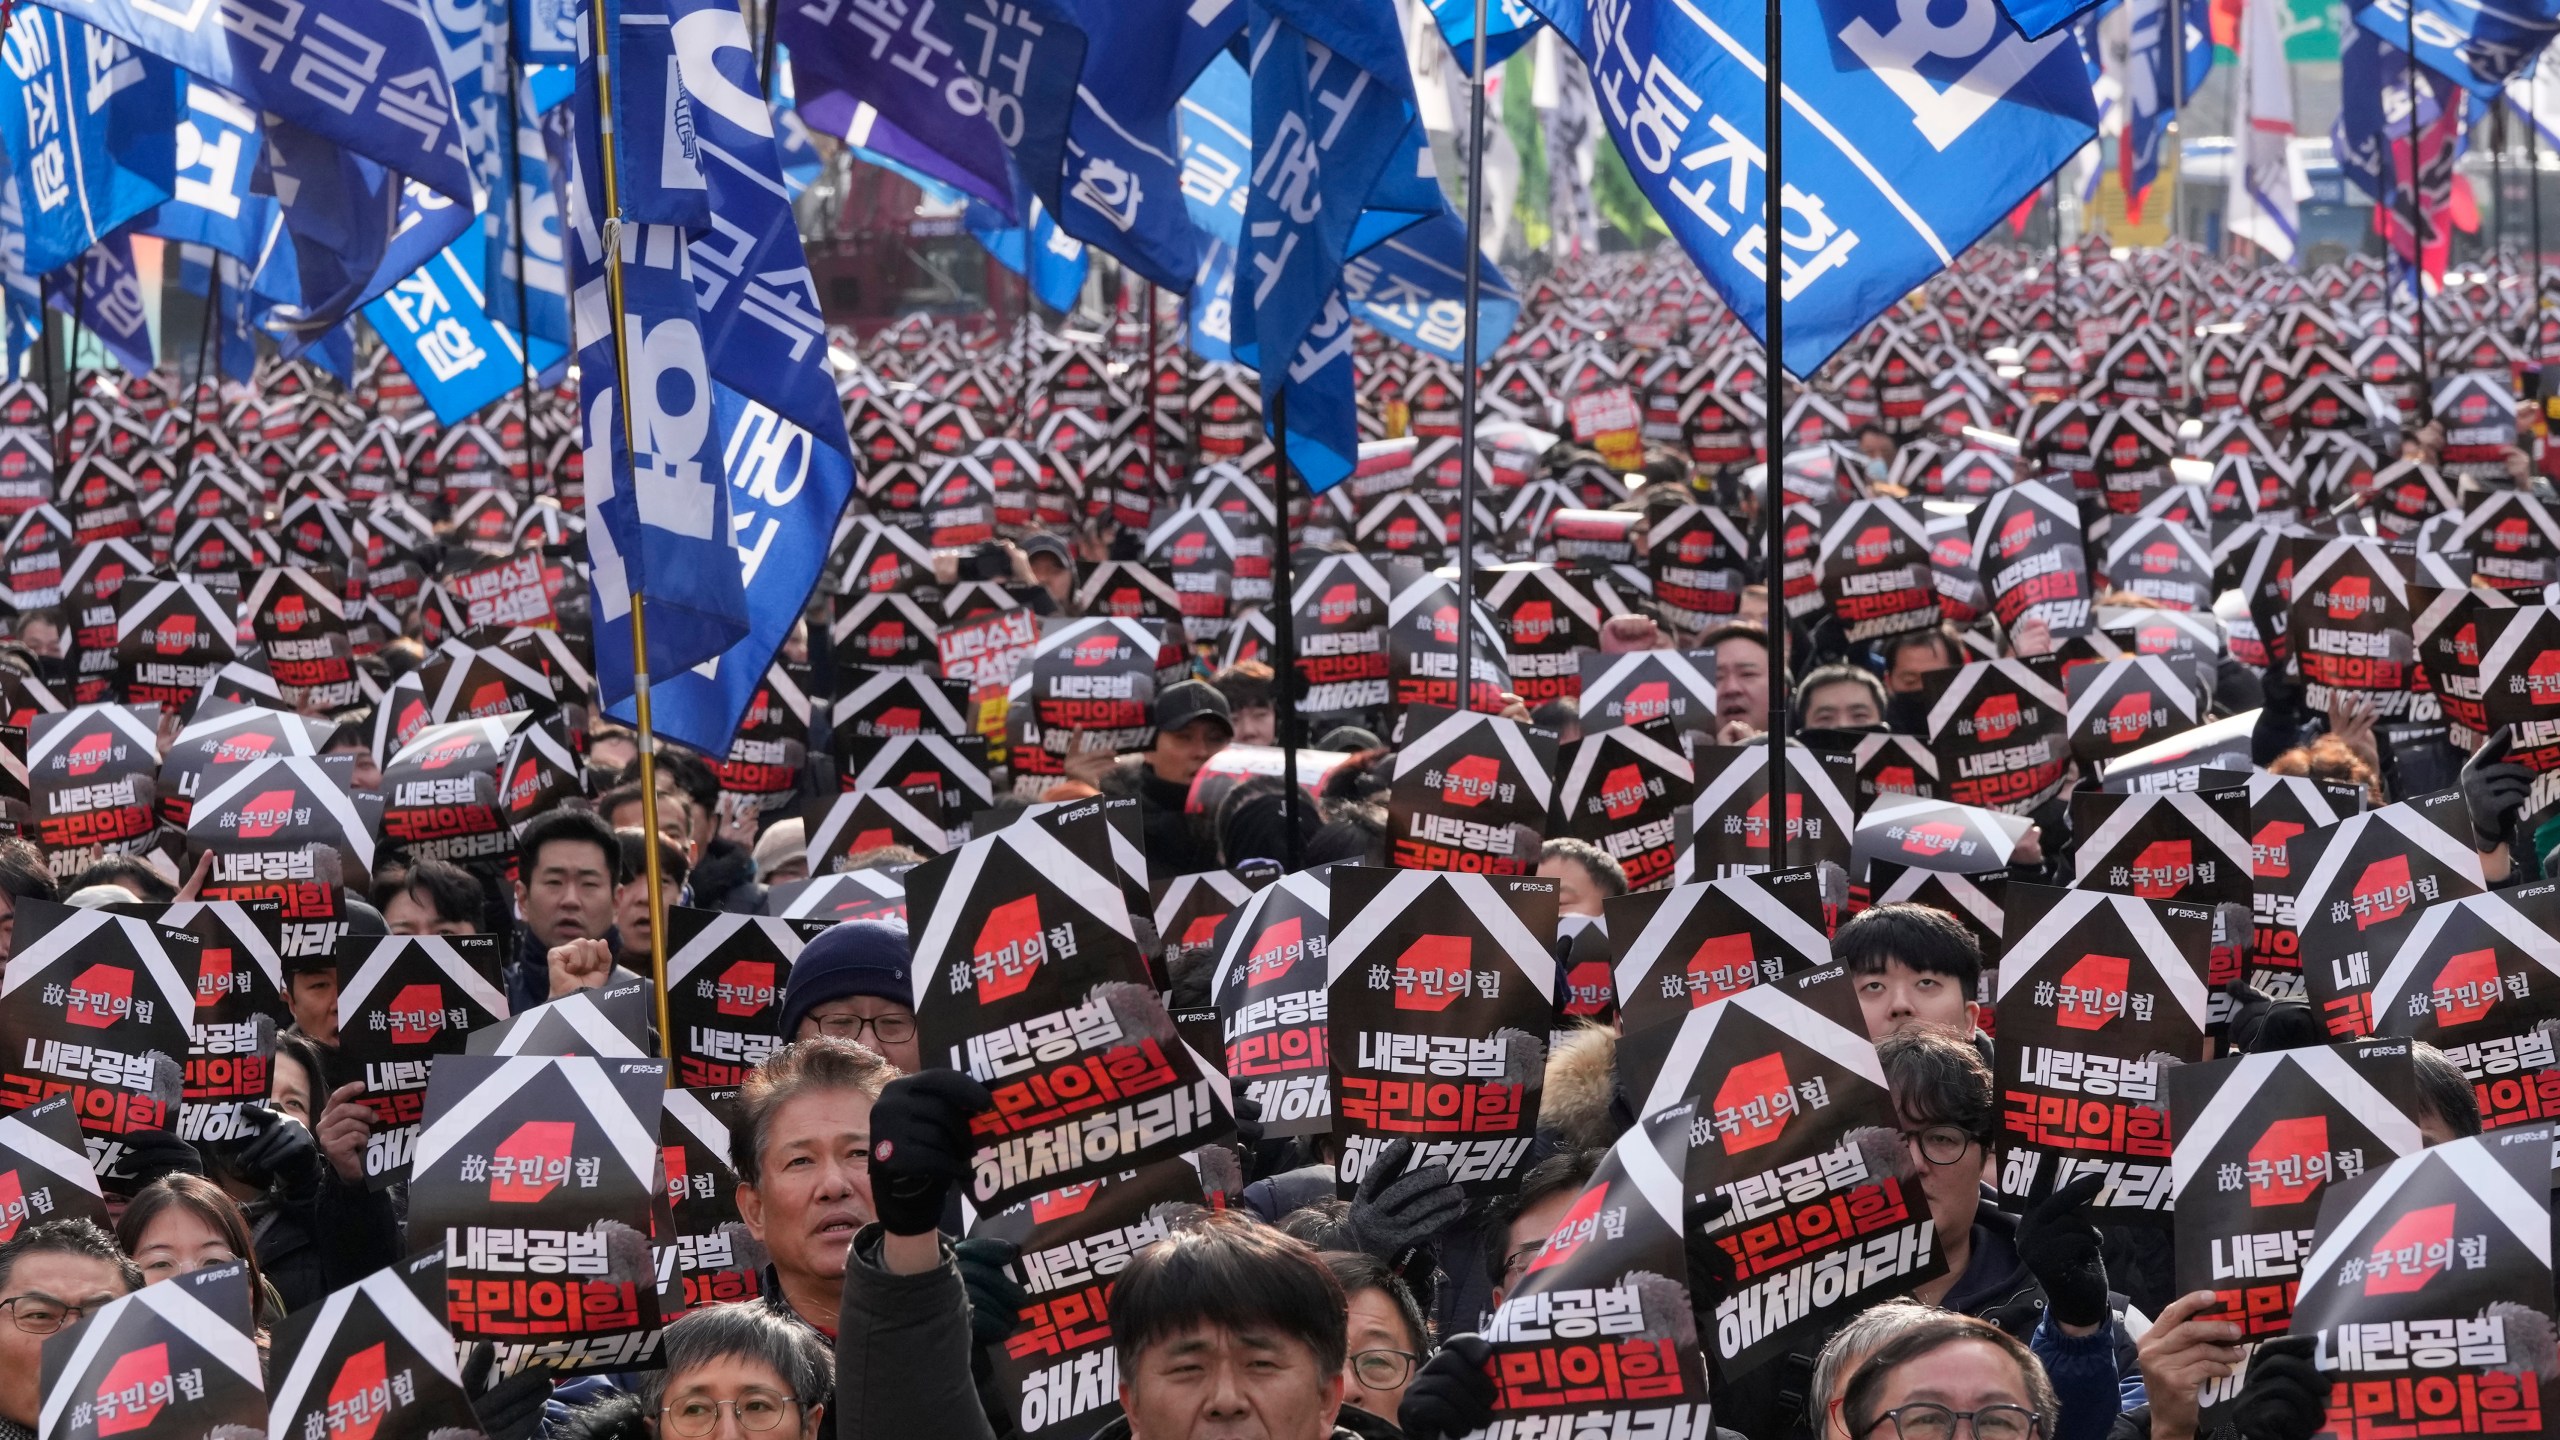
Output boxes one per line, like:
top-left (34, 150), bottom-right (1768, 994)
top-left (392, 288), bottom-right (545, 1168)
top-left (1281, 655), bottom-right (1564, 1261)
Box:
top-left (779, 0), bottom-right (1016, 212)
top-left (2120, 0), bottom-right (2210, 220)
top-left (1234, 0), bottom-right (1436, 494)
top-left (967, 196), bottom-right (1091, 313)
top-left (567, 0), bottom-right (750, 700)
top-left (1528, 0), bottom-right (2097, 378)
top-left (519, 0), bottom-right (581, 61)
top-left (0, 10), bottom-right (177, 276)
top-left (23, 0), bottom-right (475, 209)
top-left (258, 125), bottom-right (475, 355)
top-left (364, 243), bottom-right (567, 425)
top-left (2352, 0), bottom-right (2560, 95)
top-left (491, 63), bottom-right (574, 347)
top-left (1428, 0), bottom-right (1547, 71)
top-left (138, 84), bottom-right (274, 264)
top-left (45, 236), bottom-right (153, 375)
top-left (1342, 211), bottom-right (1520, 362)
top-left (0, 180), bottom-right (42, 380)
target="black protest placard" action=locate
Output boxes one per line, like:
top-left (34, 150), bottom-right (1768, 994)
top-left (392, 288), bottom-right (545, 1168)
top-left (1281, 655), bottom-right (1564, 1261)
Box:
top-left (442, 550), bottom-right (555, 637)
top-left (1476, 1107), bottom-right (1712, 1428)
top-left (2291, 791), bottom-right (2488, 1040)
top-left (1994, 883), bottom-right (2213, 1219)
top-left (2073, 787), bottom-right (2253, 1006)
top-left (2096, 714), bottom-right (2258, 795)
top-left (1478, 563), bottom-right (1603, 704)
top-left (716, 663), bottom-right (812, 807)
top-left (976, 1161), bottom-right (1207, 1440)
top-left (187, 754), bottom-right (371, 963)
top-left (662, 909), bottom-right (833, 1087)
top-left (29, 705), bottom-right (160, 878)
top-left (1575, 651), bottom-right (1720, 741)
top-left (1385, 573), bottom-right (1512, 716)
top-left (2368, 882), bottom-right (2560, 1131)
top-left (2103, 516), bottom-right (2216, 612)
top-left (1617, 965), bottom-right (1941, 1379)
top-left (410, 1055), bottom-right (666, 1374)
top-left (112, 577), bottom-right (235, 715)
top-left (1971, 476), bottom-right (2093, 636)
top-left (243, 566), bottom-right (360, 709)
top-left (1822, 732), bottom-right (1939, 811)
top-left (1555, 721), bottom-right (1691, 892)
top-left (1680, 742), bottom-right (1857, 895)
top-left (419, 636), bottom-right (558, 725)
top-left (909, 820), bottom-right (1229, 1210)
top-left (468, 979), bottom-right (651, 1059)
top-left (0, 1097), bottom-right (105, 1240)
top-left (2469, 603), bottom-right (2560, 735)
top-left (1209, 869), bottom-right (1335, 1140)
top-left (1290, 553), bottom-right (1395, 719)
top-left (1386, 705), bottom-right (1557, 875)
top-left (658, 1087), bottom-right (765, 1317)
top-left (832, 593), bottom-right (941, 673)
top-left (2244, 772), bottom-right (2365, 1003)
top-left (36, 1260), bottom-right (261, 1440)
top-left (1850, 795), bottom-right (2026, 881)
top-left (60, 540), bottom-right (151, 705)
top-left (841, 732), bottom-right (994, 824)
top-left (1558, 914), bottom-right (1616, 1026)
top-left (156, 702), bottom-right (330, 829)
top-left (266, 1251), bottom-right (484, 1440)
top-left (804, 786), bottom-right (949, 870)
top-left (1325, 866), bottom-right (1557, 1197)
top-left (1008, 618), bottom-right (1165, 795)
top-left (1603, 869), bottom-right (1830, 1038)
top-left (1151, 863), bottom-right (1280, 984)
top-left (2288, 1131), bottom-right (2557, 1438)
top-left (1649, 504), bottom-right (1753, 630)
top-left (379, 717), bottom-right (524, 867)
top-left (1817, 499), bottom-right (1941, 643)
top-left (1922, 657), bottom-right (2071, 814)
top-left (2064, 656), bottom-right (2202, 765)
top-left (111, 901), bottom-right (286, 1153)
top-left (334, 935), bottom-right (508, 1188)
top-left (2288, 535), bottom-right (2424, 720)
top-left (768, 868), bottom-right (910, 926)
top-left (2167, 1041), bottom-right (2428, 1421)
top-left (2452, 489), bottom-right (2560, 591)
top-left (0, 900), bottom-right (196, 1161)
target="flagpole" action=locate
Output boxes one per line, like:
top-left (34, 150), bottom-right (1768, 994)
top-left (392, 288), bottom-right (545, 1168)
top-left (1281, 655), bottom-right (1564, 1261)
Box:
top-left (56, 259), bottom-right (85, 476)
top-left (2534, 106), bottom-right (2547, 355)
top-left (506, 40), bottom-right (540, 509)
top-left (1141, 279), bottom-right (1158, 489)
top-left (2405, 2), bottom-right (2430, 413)
top-left (1271, 387), bottom-right (1303, 870)
top-left (2168, 0), bottom-right (2192, 414)
top-left (178, 258), bottom-right (219, 497)
top-left (587, 0), bottom-right (676, 1072)
top-left (1454, 0), bottom-right (1489, 713)
top-left (1765, 0), bottom-right (1789, 832)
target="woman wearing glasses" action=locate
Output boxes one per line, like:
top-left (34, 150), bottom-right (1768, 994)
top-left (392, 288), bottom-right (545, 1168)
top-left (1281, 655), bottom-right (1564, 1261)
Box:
top-left (775, 922), bottom-right (921, 1075)
top-left (1320, 1252), bottom-right (1431, 1437)
top-left (557, 1304), bottom-right (830, 1440)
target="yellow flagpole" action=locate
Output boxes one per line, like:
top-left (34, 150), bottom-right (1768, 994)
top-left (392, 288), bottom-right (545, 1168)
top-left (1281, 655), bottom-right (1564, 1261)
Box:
top-left (584, 0), bottom-right (676, 1080)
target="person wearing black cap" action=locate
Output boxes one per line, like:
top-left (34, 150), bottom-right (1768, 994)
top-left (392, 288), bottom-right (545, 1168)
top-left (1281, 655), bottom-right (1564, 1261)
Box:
top-left (775, 920), bottom-right (920, 1074)
top-left (1019, 531), bottom-right (1076, 614)
top-left (1066, 678), bottom-right (1235, 877)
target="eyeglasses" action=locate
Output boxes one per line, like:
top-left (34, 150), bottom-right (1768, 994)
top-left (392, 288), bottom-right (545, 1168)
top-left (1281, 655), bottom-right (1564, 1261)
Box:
top-left (812, 1012), bottom-right (915, 1045)
top-left (1501, 1241), bottom-right (1545, 1282)
top-left (660, 1396), bottom-right (802, 1436)
top-left (1864, 1403), bottom-right (2041, 1440)
top-left (0, 1295), bottom-right (103, 1335)
top-left (1350, 1350), bottom-right (1419, 1389)
top-left (1903, 1125), bottom-right (1976, 1167)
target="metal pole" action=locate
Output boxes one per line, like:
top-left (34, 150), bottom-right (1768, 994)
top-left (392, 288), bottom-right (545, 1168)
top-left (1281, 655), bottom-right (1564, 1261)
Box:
top-left (587, 0), bottom-right (675, 1071)
top-left (506, 41), bottom-right (540, 506)
top-left (1765, 0), bottom-right (1789, 844)
top-left (178, 259), bottom-right (219, 496)
top-left (759, 0), bottom-right (780, 91)
top-left (56, 257), bottom-right (85, 475)
top-left (2404, 8), bottom-right (2431, 407)
top-left (2168, 0), bottom-right (2193, 414)
top-left (1141, 279), bottom-right (1158, 488)
top-left (1271, 387), bottom-right (1302, 871)
top-left (2535, 106), bottom-right (2547, 355)
top-left (1455, 0), bottom-right (1489, 713)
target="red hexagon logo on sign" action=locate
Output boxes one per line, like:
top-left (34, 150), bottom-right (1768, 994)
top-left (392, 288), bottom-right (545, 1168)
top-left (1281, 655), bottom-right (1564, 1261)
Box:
top-left (1711, 1052), bottom-right (1795, 1154)
top-left (2129, 839), bottom-right (2192, 899)
top-left (1972, 693), bottom-right (2023, 741)
top-left (0, 1169), bottom-right (28, 1243)
top-left (1031, 1181), bottom-right (1100, 1223)
top-left (972, 895), bottom-right (1048, 1003)
top-left (717, 960), bottom-right (777, 1019)
top-left (490, 1120), bottom-right (578, 1203)
top-left (2324, 575), bottom-right (2374, 621)
top-left (2053, 953), bottom-right (2131, 1031)
top-left (385, 982), bottom-right (449, 1046)
top-left (1598, 764), bottom-right (1649, 822)
top-left (1246, 918), bottom-right (1303, 986)
top-left (2361, 1203), bottom-right (2456, 1295)
top-left (2251, 820), bottom-right (2305, 879)
top-left (2430, 947), bottom-right (2503, 1028)
top-left (1316, 583), bottom-right (1361, 626)
top-left (326, 1341), bottom-right (393, 1440)
top-left (2246, 1115), bottom-right (2333, 1207)
top-left (63, 963), bottom-right (132, 1030)
top-left (1684, 932), bottom-right (1759, 1007)
top-left (1512, 600), bottom-right (1556, 646)
top-left (1997, 511), bottom-right (2041, 560)
top-left (1621, 680), bottom-right (1672, 726)
top-left (1526, 1181), bottom-right (1609, 1276)
top-left (1390, 933), bottom-right (1473, 1012)
top-left (93, 1343), bottom-right (171, 1436)
top-left (150, 614), bottom-right (198, 657)
top-left (1439, 753), bottom-right (1503, 808)
top-left (64, 732), bottom-right (116, 777)
top-left (2351, 856), bottom-right (2414, 930)
top-left (1072, 632), bottom-right (1124, 668)
top-left (1899, 820), bottom-right (1965, 858)
top-left (232, 788), bottom-right (300, 841)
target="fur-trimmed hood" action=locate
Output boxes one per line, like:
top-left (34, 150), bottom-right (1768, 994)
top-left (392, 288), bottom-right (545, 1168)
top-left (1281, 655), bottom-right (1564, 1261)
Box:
top-left (1540, 1021), bottom-right (1625, 1151)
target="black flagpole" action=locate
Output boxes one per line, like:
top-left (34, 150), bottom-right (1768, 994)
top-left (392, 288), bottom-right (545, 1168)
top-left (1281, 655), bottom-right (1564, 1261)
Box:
top-left (1455, 0), bottom-right (1489, 712)
top-left (179, 258), bottom-right (219, 495)
top-left (506, 38), bottom-right (540, 505)
top-left (1273, 386), bottom-right (1302, 870)
top-left (1765, 0), bottom-right (1789, 840)
top-left (2535, 102), bottom-right (2548, 352)
top-left (2405, 4), bottom-right (2431, 410)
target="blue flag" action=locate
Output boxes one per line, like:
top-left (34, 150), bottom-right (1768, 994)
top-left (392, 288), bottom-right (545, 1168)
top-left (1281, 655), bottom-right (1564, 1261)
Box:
top-left (24, 0), bottom-right (475, 209)
top-left (2353, 0), bottom-right (2560, 95)
top-left (1233, 0), bottom-right (1434, 494)
top-left (45, 235), bottom-right (153, 375)
top-left (257, 124), bottom-right (474, 354)
top-left (519, 0), bottom-right (581, 62)
top-left (0, 11), bottom-right (177, 276)
top-left (1188, 232), bottom-right (1237, 361)
top-left (1340, 211), bottom-right (1520, 362)
top-left (779, 0), bottom-right (1015, 212)
top-left (1529, 0), bottom-right (2096, 377)
top-left (0, 181), bottom-right (43, 380)
top-left (2336, 24), bottom-right (2393, 202)
top-left (138, 83), bottom-right (273, 263)
top-left (491, 63), bottom-right (574, 347)
top-left (2120, 0), bottom-right (2210, 220)
top-left (1427, 0), bottom-right (1547, 72)
top-left (612, 0), bottom-right (860, 751)
top-left (566, 0), bottom-right (750, 699)
top-left (951, 0), bottom-right (1240, 291)
top-left (967, 195), bottom-right (1091, 312)
top-left (363, 243), bottom-right (566, 424)
top-left (1177, 50), bottom-right (1251, 245)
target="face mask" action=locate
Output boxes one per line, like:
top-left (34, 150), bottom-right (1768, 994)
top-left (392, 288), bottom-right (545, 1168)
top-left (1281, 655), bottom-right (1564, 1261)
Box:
top-left (1862, 455), bottom-right (1889, 481)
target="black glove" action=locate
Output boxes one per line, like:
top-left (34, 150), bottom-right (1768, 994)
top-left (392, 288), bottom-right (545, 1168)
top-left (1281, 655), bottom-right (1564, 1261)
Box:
top-left (2225, 979), bottom-right (2326, 1053)
top-left (227, 1105), bottom-right (322, 1194)
top-left (1231, 1093), bottom-right (1265, 1153)
top-left (2461, 725), bottom-right (2533, 850)
top-left (1346, 1138), bottom-right (1465, 1262)
top-left (2014, 1169), bottom-right (2111, 1330)
top-left (1685, 1193), bottom-right (1738, 1344)
top-left (116, 1129), bottom-right (202, 1189)
top-left (1398, 1335), bottom-right (1497, 1440)
top-left (953, 1236), bottom-right (1030, 1348)
top-left (2230, 1335), bottom-right (2326, 1440)
top-left (461, 1344), bottom-right (554, 1440)
top-left (869, 1069), bottom-right (993, 1236)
